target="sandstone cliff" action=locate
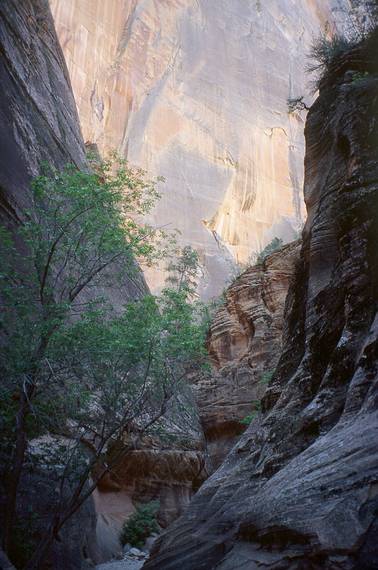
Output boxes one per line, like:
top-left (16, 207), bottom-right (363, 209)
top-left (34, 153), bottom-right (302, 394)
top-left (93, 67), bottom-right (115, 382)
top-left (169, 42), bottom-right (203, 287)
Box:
top-left (49, 0), bottom-right (347, 297)
top-left (196, 240), bottom-right (300, 468)
top-left (93, 413), bottom-right (207, 561)
top-left (0, 0), bottom-right (85, 221)
top-left (144, 32), bottom-right (378, 570)
top-left (0, 2), bottom-right (95, 568)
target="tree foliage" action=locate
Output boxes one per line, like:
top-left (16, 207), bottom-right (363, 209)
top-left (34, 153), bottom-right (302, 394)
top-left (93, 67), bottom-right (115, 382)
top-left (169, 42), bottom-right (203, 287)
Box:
top-left (120, 501), bottom-right (160, 549)
top-left (0, 157), bottom-right (209, 569)
top-left (307, 1), bottom-right (377, 88)
top-left (256, 237), bottom-right (283, 264)
top-left (165, 245), bottom-right (201, 297)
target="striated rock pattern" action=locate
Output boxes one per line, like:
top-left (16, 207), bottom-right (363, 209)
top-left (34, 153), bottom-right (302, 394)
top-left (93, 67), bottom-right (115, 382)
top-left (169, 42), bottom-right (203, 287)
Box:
top-left (0, 2), bottom-right (97, 568)
top-left (49, 0), bottom-right (348, 297)
top-left (0, 0), bottom-right (86, 221)
top-left (144, 33), bottom-right (378, 570)
top-left (93, 422), bottom-right (207, 562)
top-left (195, 241), bottom-right (300, 468)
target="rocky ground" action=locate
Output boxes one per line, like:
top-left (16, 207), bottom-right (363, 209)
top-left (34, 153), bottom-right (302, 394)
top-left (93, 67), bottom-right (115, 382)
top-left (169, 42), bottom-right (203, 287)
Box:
top-left (96, 548), bottom-right (148, 570)
top-left (96, 560), bottom-right (143, 570)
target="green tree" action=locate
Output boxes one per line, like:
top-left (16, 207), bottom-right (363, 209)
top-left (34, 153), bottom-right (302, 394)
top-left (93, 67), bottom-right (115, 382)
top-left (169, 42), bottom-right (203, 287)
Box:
top-left (0, 156), bottom-right (195, 567)
top-left (165, 245), bottom-right (201, 297)
top-left (16, 286), bottom-right (206, 569)
top-left (256, 237), bottom-right (283, 264)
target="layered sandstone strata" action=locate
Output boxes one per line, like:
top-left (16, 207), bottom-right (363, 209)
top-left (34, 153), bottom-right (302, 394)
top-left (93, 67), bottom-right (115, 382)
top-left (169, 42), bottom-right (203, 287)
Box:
top-left (50, 0), bottom-right (347, 297)
top-left (93, 428), bottom-right (207, 561)
top-left (195, 241), bottom-right (300, 467)
top-left (145, 32), bottom-right (378, 570)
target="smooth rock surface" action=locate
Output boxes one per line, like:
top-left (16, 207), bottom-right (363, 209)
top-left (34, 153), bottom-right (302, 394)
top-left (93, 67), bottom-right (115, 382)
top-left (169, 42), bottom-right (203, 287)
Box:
top-left (50, 0), bottom-right (348, 297)
top-left (144, 32), bottom-right (378, 570)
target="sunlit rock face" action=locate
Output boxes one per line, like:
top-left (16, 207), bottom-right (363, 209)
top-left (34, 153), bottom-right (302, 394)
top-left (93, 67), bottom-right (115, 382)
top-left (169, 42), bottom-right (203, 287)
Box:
top-left (50, 0), bottom-right (345, 298)
top-left (144, 33), bottom-right (378, 570)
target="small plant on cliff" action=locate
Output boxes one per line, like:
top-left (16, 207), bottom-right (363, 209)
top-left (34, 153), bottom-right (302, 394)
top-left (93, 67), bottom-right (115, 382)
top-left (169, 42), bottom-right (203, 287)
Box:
top-left (256, 237), bottom-right (283, 264)
top-left (240, 401), bottom-right (261, 426)
top-left (307, 2), bottom-right (377, 88)
top-left (120, 501), bottom-right (160, 548)
top-left (260, 370), bottom-right (274, 385)
top-left (307, 32), bottom-right (352, 83)
top-left (287, 96), bottom-right (310, 114)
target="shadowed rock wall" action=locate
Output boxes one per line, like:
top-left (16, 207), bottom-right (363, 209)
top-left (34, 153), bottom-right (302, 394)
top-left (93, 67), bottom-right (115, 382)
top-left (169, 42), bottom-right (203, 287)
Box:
top-left (0, 0), bottom-right (86, 221)
top-left (144, 32), bottom-right (378, 570)
top-left (0, 2), bottom-right (96, 568)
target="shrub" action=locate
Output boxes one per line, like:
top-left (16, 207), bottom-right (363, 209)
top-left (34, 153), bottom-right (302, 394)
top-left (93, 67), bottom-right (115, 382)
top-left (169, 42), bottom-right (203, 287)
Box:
top-left (287, 96), bottom-right (310, 114)
top-left (260, 370), bottom-right (274, 385)
top-left (307, 2), bottom-right (377, 88)
top-left (351, 70), bottom-right (370, 83)
top-left (120, 501), bottom-right (160, 548)
top-left (240, 412), bottom-right (257, 426)
top-left (307, 32), bottom-right (353, 81)
top-left (256, 237), bottom-right (283, 264)
top-left (239, 400), bottom-right (261, 426)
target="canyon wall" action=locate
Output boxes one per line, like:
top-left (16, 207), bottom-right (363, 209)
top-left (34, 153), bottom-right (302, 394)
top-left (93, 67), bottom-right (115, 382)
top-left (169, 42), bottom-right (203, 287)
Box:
top-left (0, 0), bottom-right (86, 221)
top-left (49, 0), bottom-right (347, 297)
top-left (93, 407), bottom-right (207, 561)
top-left (196, 240), bottom-right (300, 468)
top-left (144, 32), bottom-right (378, 570)
top-left (0, 1), bottom-right (96, 568)
top-left (93, 241), bottom-right (299, 560)
top-left (0, 3), bottom-right (297, 560)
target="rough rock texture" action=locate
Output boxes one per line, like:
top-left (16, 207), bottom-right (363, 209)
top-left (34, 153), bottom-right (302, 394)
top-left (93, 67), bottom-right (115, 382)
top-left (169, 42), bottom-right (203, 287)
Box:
top-left (49, 0), bottom-right (348, 297)
top-left (0, 0), bottom-right (86, 221)
top-left (195, 241), bottom-right (300, 468)
top-left (93, 427), bottom-right (207, 562)
top-left (144, 34), bottom-right (378, 570)
top-left (96, 559), bottom-right (144, 570)
top-left (0, 1), bottom-right (98, 567)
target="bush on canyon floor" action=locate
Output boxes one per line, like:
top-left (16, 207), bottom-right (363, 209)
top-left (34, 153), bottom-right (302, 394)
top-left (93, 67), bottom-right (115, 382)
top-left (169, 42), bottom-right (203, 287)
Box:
top-left (0, 156), bottom-right (209, 569)
top-left (120, 501), bottom-right (160, 549)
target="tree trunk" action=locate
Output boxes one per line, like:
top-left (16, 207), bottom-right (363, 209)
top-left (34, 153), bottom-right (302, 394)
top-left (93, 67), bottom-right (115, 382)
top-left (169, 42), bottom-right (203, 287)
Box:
top-left (0, 547), bottom-right (17, 570)
top-left (2, 391), bottom-right (29, 553)
top-left (3, 332), bottom-right (52, 553)
top-left (23, 523), bottom-right (56, 570)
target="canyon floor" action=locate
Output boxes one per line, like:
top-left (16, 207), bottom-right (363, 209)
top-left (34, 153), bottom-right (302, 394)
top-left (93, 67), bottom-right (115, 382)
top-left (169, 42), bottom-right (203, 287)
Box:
top-left (97, 561), bottom-right (144, 570)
